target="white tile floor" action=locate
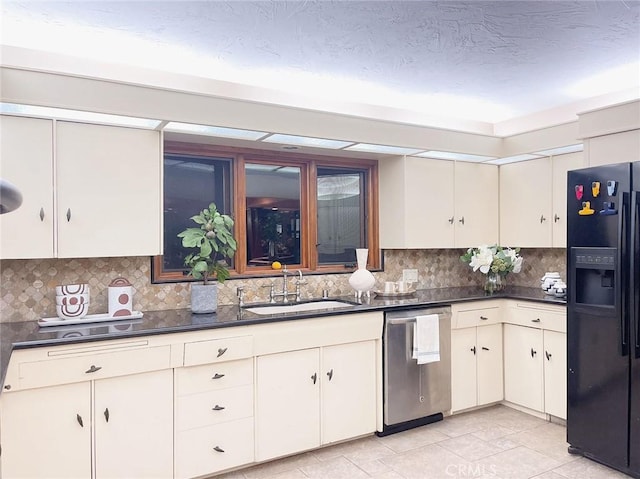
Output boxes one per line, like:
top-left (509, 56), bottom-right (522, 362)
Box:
top-left (216, 405), bottom-right (634, 479)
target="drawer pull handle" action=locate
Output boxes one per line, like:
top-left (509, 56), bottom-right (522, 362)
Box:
top-left (480, 316), bottom-right (488, 320)
top-left (470, 346), bottom-right (476, 355)
top-left (531, 318), bottom-right (541, 323)
top-left (554, 214), bottom-right (560, 223)
top-left (85, 365), bottom-right (102, 374)
top-left (448, 217), bottom-right (454, 224)
top-left (540, 215), bottom-right (546, 223)
top-left (76, 414), bottom-right (84, 427)
top-left (212, 405), bottom-right (225, 411)
top-left (545, 351), bottom-right (552, 360)
top-left (327, 369), bottom-right (334, 381)
top-left (3, 384), bottom-right (11, 390)
top-left (104, 408), bottom-right (110, 422)
top-left (311, 372), bottom-right (318, 384)
top-left (213, 446), bottom-right (225, 453)
top-left (482, 347), bottom-right (490, 351)
top-left (217, 348), bottom-right (227, 358)
top-left (458, 216), bottom-right (465, 225)
top-left (531, 348), bottom-right (537, 358)
top-left (39, 208), bottom-right (45, 221)
top-left (66, 208), bottom-right (72, 222)
top-left (212, 373), bottom-right (225, 380)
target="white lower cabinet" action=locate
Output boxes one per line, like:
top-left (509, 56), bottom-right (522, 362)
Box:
top-left (503, 324), bottom-right (545, 412)
top-left (451, 324), bottom-right (503, 412)
top-left (543, 330), bottom-right (567, 419)
top-left (256, 340), bottom-right (377, 461)
top-left (0, 369), bottom-right (173, 479)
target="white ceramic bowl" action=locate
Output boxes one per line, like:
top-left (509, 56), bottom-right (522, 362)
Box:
top-left (56, 302), bottom-right (89, 320)
top-left (56, 283), bottom-right (89, 295)
top-left (55, 293), bottom-right (90, 305)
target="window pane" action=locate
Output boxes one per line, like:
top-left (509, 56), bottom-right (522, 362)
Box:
top-left (163, 155), bottom-right (231, 272)
top-left (317, 168), bottom-right (366, 264)
top-left (245, 163), bottom-right (301, 267)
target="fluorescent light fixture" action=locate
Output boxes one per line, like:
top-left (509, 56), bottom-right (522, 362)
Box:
top-left (534, 144), bottom-right (584, 156)
top-left (486, 153), bottom-right (543, 165)
top-left (0, 102), bottom-right (161, 129)
top-left (413, 150), bottom-right (497, 162)
top-left (164, 122), bottom-right (268, 140)
top-left (261, 133), bottom-right (354, 149)
top-left (345, 143), bottom-right (423, 155)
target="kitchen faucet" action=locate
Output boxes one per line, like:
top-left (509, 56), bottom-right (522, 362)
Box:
top-left (265, 266), bottom-right (306, 303)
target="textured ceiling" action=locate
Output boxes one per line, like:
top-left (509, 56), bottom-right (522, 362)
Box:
top-left (1, 0), bottom-right (640, 124)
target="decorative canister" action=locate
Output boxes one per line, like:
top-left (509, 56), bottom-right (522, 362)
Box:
top-left (108, 277), bottom-right (133, 317)
top-left (348, 248), bottom-right (376, 299)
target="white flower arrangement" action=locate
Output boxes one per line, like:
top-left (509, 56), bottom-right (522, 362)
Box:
top-left (460, 245), bottom-right (523, 275)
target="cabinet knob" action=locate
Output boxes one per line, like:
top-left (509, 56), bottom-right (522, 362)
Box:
top-left (104, 408), bottom-right (110, 423)
top-left (85, 365), bottom-right (102, 374)
top-left (39, 207), bottom-right (45, 222)
top-left (76, 414), bottom-right (84, 427)
top-left (482, 347), bottom-right (490, 351)
top-left (212, 405), bottom-right (225, 411)
top-left (66, 208), bottom-right (71, 222)
top-left (545, 351), bottom-right (552, 360)
top-left (531, 318), bottom-right (541, 323)
top-left (458, 216), bottom-right (465, 225)
top-left (554, 214), bottom-right (560, 223)
top-left (540, 215), bottom-right (546, 223)
top-left (3, 384), bottom-right (11, 390)
top-left (212, 373), bottom-right (225, 380)
top-left (213, 446), bottom-right (225, 453)
top-left (217, 348), bottom-right (227, 358)
top-left (448, 217), bottom-right (454, 224)
top-left (479, 316), bottom-right (488, 320)
top-left (470, 346), bottom-right (476, 355)
top-left (327, 369), bottom-right (334, 381)
top-left (311, 372), bottom-right (318, 384)
top-left (531, 348), bottom-right (537, 358)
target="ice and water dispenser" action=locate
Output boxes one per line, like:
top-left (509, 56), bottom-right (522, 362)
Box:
top-left (570, 247), bottom-right (617, 307)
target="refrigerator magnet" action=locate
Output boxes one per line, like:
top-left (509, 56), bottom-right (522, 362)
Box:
top-left (607, 180), bottom-right (618, 196)
top-left (599, 202), bottom-right (618, 215)
top-left (592, 181), bottom-right (601, 197)
top-left (579, 201), bottom-right (595, 215)
top-left (575, 185), bottom-right (584, 200)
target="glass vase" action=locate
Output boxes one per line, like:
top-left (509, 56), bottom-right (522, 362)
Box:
top-left (484, 272), bottom-right (505, 295)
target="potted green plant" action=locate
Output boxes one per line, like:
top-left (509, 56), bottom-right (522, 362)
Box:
top-left (178, 202), bottom-right (237, 313)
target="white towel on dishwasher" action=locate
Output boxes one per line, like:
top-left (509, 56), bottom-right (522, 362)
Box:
top-left (412, 314), bottom-right (440, 364)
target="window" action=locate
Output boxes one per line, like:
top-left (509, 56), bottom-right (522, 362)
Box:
top-left (153, 141), bottom-right (378, 282)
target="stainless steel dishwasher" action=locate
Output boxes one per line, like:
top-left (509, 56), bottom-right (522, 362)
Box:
top-left (378, 306), bottom-right (452, 436)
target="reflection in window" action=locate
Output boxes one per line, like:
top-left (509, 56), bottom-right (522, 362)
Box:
top-left (317, 167), bottom-right (366, 264)
top-left (245, 163), bottom-right (301, 267)
top-left (163, 155), bottom-right (231, 272)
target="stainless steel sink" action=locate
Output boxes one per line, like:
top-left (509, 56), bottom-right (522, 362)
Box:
top-left (243, 299), bottom-right (358, 315)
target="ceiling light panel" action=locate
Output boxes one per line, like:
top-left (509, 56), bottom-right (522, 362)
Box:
top-left (345, 143), bottom-right (424, 155)
top-left (413, 150), bottom-right (497, 162)
top-left (261, 133), bottom-right (354, 149)
top-left (486, 153), bottom-right (544, 165)
top-left (164, 122), bottom-right (268, 140)
top-left (0, 102), bottom-right (161, 129)
top-left (534, 144), bottom-right (584, 156)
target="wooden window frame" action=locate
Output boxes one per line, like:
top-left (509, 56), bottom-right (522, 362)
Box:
top-left (152, 141), bottom-right (379, 283)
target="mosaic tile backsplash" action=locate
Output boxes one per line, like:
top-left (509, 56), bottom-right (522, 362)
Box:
top-left (0, 248), bottom-right (566, 322)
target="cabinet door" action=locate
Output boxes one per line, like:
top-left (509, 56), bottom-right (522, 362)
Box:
top-left (455, 162), bottom-right (499, 247)
top-left (321, 341), bottom-right (376, 444)
top-left (543, 330), bottom-right (567, 419)
top-left (551, 152), bottom-right (584, 247)
top-left (256, 348), bottom-right (320, 461)
top-left (0, 382), bottom-right (91, 479)
top-left (500, 158), bottom-right (552, 247)
top-left (56, 122), bottom-right (161, 258)
top-left (0, 115), bottom-right (54, 259)
top-left (451, 328), bottom-right (478, 412)
top-left (503, 324), bottom-right (544, 412)
top-left (476, 324), bottom-right (504, 406)
top-left (94, 369), bottom-right (173, 479)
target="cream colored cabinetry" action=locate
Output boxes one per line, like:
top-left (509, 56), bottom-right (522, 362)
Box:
top-left (0, 115), bottom-right (54, 259)
top-left (551, 152), bottom-right (584, 247)
top-left (175, 336), bottom-right (255, 479)
top-left (0, 370), bottom-right (173, 479)
top-left (0, 117), bottom-right (161, 259)
top-left (256, 340), bottom-right (377, 461)
top-left (503, 302), bottom-right (567, 419)
top-left (451, 303), bottom-right (503, 412)
top-left (379, 157), bottom-right (498, 248)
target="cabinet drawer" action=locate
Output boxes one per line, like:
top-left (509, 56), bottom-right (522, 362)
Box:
top-left (176, 358), bottom-right (253, 396)
top-left (176, 384), bottom-right (254, 431)
top-left (454, 307), bottom-right (501, 328)
top-left (184, 336), bottom-right (253, 366)
top-left (18, 345), bottom-right (171, 389)
top-left (175, 417), bottom-right (254, 479)
top-left (505, 305), bottom-right (566, 333)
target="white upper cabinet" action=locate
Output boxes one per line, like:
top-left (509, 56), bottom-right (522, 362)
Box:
top-left (379, 157), bottom-right (498, 249)
top-left (551, 152), bottom-right (584, 248)
top-left (0, 117), bottom-right (162, 259)
top-left (0, 115), bottom-right (54, 259)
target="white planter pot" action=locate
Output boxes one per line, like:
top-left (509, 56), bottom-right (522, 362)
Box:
top-left (191, 283), bottom-right (218, 314)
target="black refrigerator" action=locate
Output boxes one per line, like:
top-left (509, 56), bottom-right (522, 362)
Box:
top-left (567, 161), bottom-right (640, 479)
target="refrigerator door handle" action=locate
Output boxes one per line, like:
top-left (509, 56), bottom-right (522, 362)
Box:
top-left (632, 191), bottom-right (640, 358)
top-left (620, 192), bottom-right (629, 355)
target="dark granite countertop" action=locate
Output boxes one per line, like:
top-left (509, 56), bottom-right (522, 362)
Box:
top-left (0, 286), bottom-right (565, 389)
